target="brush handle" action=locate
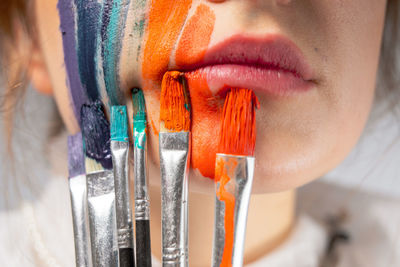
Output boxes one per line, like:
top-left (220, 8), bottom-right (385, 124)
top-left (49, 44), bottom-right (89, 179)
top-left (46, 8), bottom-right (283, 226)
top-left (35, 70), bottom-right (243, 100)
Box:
top-left (134, 126), bottom-right (152, 266)
top-left (119, 248), bottom-right (135, 267)
top-left (159, 132), bottom-right (190, 267)
top-left (87, 170), bottom-right (119, 267)
top-left (69, 175), bottom-right (92, 267)
top-left (135, 220), bottom-right (152, 267)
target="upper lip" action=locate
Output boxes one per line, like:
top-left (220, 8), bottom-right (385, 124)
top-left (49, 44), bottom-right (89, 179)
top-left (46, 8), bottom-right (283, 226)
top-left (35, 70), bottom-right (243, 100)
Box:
top-left (178, 34), bottom-right (314, 82)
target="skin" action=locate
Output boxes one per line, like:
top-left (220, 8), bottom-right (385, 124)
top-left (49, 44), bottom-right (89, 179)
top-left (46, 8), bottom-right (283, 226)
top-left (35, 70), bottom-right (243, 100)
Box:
top-left (30, 0), bottom-right (387, 265)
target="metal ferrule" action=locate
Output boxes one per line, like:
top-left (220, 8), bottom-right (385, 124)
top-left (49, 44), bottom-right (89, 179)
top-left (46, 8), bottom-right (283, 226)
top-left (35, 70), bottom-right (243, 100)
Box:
top-left (134, 128), bottom-right (150, 221)
top-left (69, 174), bottom-right (92, 267)
top-left (159, 132), bottom-right (190, 267)
top-left (212, 154), bottom-right (255, 267)
top-left (111, 141), bottom-right (134, 249)
top-left (87, 170), bottom-right (119, 267)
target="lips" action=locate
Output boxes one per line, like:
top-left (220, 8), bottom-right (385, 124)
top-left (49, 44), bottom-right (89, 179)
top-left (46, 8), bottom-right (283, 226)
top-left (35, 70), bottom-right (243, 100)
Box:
top-left (181, 34), bottom-right (315, 96)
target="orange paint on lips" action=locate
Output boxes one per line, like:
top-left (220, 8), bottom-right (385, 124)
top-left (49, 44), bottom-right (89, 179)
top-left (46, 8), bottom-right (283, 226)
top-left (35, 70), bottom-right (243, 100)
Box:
top-left (185, 72), bottom-right (222, 179)
top-left (142, 0), bottom-right (192, 81)
top-left (175, 4), bottom-right (216, 67)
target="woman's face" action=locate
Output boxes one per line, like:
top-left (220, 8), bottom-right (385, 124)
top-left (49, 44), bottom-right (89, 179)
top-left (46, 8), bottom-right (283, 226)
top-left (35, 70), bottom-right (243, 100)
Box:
top-left (35, 0), bottom-right (387, 193)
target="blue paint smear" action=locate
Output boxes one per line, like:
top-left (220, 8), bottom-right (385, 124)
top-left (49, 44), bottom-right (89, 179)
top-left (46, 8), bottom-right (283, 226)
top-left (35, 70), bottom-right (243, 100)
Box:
top-left (102, 0), bottom-right (129, 105)
top-left (75, 0), bottom-right (102, 102)
top-left (60, 0), bottom-right (130, 122)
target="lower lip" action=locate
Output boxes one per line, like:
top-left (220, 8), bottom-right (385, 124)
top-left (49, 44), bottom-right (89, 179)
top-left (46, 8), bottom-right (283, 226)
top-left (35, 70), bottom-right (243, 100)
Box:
top-left (187, 64), bottom-right (314, 96)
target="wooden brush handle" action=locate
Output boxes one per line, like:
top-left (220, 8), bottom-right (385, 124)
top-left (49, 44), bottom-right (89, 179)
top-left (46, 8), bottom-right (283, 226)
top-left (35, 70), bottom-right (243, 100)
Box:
top-left (119, 248), bottom-right (135, 267)
top-left (136, 220), bottom-right (152, 267)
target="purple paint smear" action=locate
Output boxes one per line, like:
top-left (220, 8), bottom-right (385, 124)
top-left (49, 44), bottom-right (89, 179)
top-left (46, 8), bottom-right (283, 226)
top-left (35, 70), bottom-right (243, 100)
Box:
top-left (58, 0), bottom-right (88, 125)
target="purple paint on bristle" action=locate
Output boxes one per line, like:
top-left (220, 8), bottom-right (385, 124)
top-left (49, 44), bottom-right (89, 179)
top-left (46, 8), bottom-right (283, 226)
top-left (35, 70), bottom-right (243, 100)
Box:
top-left (81, 101), bottom-right (113, 170)
top-left (67, 132), bottom-right (85, 177)
top-left (58, 0), bottom-right (88, 125)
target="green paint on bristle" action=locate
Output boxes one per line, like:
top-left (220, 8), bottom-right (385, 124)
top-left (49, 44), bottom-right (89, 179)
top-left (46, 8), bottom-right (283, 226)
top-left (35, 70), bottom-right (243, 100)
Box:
top-left (132, 88), bottom-right (147, 149)
top-left (111, 105), bottom-right (129, 142)
top-left (132, 88), bottom-right (146, 122)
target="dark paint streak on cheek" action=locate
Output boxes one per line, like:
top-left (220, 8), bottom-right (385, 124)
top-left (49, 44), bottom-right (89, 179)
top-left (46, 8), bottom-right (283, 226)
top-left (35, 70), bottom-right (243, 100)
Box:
top-left (101, 0), bottom-right (114, 55)
top-left (75, 0), bottom-right (102, 102)
top-left (101, 0), bottom-right (130, 105)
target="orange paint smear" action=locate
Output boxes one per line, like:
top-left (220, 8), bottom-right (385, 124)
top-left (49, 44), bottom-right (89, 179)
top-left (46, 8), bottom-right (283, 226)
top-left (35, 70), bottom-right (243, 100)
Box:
top-left (185, 72), bottom-right (222, 178)
top-left (150, 119), bottom-right (159, 136)
top-left (142, 0), bottom-right (192, 81)
top-left (215, 157), bottom-right (237, 267)
top-left (175, 4), bottom-right (216, 67)
top-left (160, 71), bottom-right (191, 132)
top-left (218, 89), bottom-right (260, 156)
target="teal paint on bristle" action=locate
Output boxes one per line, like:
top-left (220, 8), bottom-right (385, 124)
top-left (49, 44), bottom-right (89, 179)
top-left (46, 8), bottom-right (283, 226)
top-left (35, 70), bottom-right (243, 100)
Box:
top-left (132, 88), bottom-right (147, 149)
top-left (111, 105), bottom-right (129, 142)
top-left (132, 88), bottom-right (146, 123)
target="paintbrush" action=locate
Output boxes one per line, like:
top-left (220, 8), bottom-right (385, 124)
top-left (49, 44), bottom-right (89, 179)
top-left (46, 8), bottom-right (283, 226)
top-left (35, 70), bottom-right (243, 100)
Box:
top-left (67, 132), bottom-right (92, 267)
top-left (132, 88), bottom-right (152, 267)
top-left (110, 105), bottom-right (135, 267)
top-left (159, 71), bottom-right (191, 267)
top-left (81, 101), bottom-right (118, 267)
top-left (212, 88), bottom-right (259, 267)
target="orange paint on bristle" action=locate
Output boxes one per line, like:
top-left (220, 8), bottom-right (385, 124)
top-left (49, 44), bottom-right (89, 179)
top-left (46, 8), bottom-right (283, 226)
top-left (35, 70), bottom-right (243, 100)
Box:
top-left (142, 0), bottom-right (192, 81)
top-left (160, 71), bottom-right (191, 132)
top-left (175, 4), bottom-right (216, 67)
top-left (217, 88), bottom-right (260, 156)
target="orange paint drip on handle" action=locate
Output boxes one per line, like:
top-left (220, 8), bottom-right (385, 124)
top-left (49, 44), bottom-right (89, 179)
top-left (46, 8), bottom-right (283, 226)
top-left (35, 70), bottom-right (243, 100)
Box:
top-left (215, 157), bottom-right (237, 267)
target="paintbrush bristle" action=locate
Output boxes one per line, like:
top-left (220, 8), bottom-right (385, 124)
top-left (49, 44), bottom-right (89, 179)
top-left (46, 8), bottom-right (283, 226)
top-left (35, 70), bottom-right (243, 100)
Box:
top-left (160, 71), bottom-right (191, 132)
top-left (132, 88), bottom-right (146, 123)
top-left (111, 106), bottom-right (129, 142)
top-left (81, 101), bottom-right (113, 171)
top-left (67, 132), bottom-right (85, 177)
top-left (217, 88), bottom-right (259, 156)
